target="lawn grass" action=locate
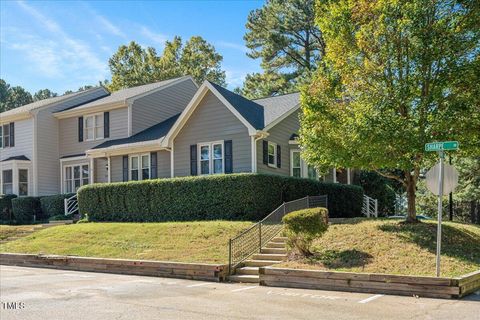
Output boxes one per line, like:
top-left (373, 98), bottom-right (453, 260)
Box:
top-left (0, 221), bottom-right (252, 264)
top-left (278, 219), bottom-right (480, 277)
top-left (0, 225), bottom-right (38, 241)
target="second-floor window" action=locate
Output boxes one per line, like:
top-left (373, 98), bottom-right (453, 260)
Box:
top-left (84, 114), bottom-right (104, 141)
top-left (0, 123), bottom-right (14, 148)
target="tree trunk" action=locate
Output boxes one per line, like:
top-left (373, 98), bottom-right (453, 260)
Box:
top-left (405, 172), bottom-right (417, 222)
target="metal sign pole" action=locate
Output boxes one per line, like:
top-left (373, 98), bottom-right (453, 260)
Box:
top-left (436, 151), bottom-right (445, 277)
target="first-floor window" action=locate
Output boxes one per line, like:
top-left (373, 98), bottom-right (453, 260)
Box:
top-left (290, 150), bottom-right (318, 180)
top-left (65, 164), bottom-right (89, 193)
top-left (199, 141), bottom-right (223, 175)
top-left (2, 170), bottom-right (13, 194)
top-left (268, 142), bottom-right (277, 167)
top-left (18, 169), bottom-right (28, 196)
top-left (130, 154), bottom-right (150, 181)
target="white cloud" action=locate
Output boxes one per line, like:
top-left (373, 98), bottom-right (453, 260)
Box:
top-left (216, 41), bottom-right (248, 53)
top-left (225, 69), bottom-right (247, 89)
top-left (140, 26), bottom-right (168, 47)
top-left (96, 14), bottom-right (126, 38)
top-left (14, 1), bottom-right (108, 81)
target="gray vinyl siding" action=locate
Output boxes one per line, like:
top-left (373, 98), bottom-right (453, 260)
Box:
top-left (131, 79), bottom-right (197, 135)
top-left (173, 91), bottom-right (252, 177)
top-left (95, 158), bottom-right (108, 183)
top-left (59, 107), bottom-right (128, 157)
top-left (36, 88), bottom-right (108, 195)
top-left (257, 110), bottom-right (300, 176)
top-left (109, 150), bottom-right (171, 183)
top-left (0, 118), bottom-right (34, 162)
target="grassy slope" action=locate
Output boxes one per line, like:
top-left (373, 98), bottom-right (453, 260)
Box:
top-left (0, 221), bottom-right (251, 264)
top-left (0, 225), bottom-right (38, 241)
top-left (279, 219), bottom-right (480, 277)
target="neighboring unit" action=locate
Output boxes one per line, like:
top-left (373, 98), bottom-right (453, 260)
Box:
top-left (0, 76), bottom-right (352, 197)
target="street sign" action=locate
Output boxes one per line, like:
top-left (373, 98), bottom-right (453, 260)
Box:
top-left (426, 163), bottom-right (459, 196)
top-left (425, 141), bottom-right (459, 152)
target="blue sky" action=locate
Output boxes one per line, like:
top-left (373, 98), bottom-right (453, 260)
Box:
top-left (0, 0), bottom-right (264, 94)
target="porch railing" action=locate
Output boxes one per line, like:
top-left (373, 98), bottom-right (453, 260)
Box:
top-left (64, 194), bottom-right (79, 216)
top-left (228, 195), bottom-right (328, 275)
top-left (362, 195), bottom-right (378, 218)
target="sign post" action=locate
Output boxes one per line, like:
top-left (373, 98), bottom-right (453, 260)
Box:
top-left (425, 141), bottom-right (459, 277)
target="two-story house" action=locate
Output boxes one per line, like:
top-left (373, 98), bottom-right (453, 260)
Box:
top-left (0, 75), bottom-right (351, 197)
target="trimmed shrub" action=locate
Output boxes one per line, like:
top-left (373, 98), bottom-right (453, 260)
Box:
top-left (78, 173), bottom-right (364, 222)
top-left (12, 197), bottom-right (42, 224)
top-left (0, 194), bottom-right (17, 221)
top-left (283, 207), bottom-right (329, 256)
top-left (40, 193), bottom-right (75, 217)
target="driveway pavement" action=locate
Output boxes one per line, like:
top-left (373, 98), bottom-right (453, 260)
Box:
top-left (0, 266), bottom-right (479, 320)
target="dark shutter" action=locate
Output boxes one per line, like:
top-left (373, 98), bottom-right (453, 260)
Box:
top-left (224, 140), bottom-right (233, 174)
top-left (277, 145), bottom-right (281, 168)
top-left (78, 116), bottom-right (84, 142)
top-left (104, 112), bottom-right (110, 138)
top-left (150, 152), bottom-right (158, 179)
top-left (9, 123), bottom-right (14, 147)
top-left (122, 155), bottom-right (128, 182)
top-left (262, 140), bottom-right (268, 165)
top-left (190, 145), bottom-right (197, 176)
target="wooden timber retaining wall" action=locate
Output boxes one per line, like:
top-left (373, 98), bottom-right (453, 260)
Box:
top-left (259, 267), bottom-right (480, 299)
top-left (0, 253), bottom-right (227, 282)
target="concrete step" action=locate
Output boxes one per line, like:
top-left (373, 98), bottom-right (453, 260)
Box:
top-left (229, 275), bottom-right (259, 283)
top-left (261, 248), bottom-right (287, 254)
top-left (272, 236), bottom-right (288, 242)
top-left (48, 220), bottom-right (73, 225)
top-left (236, 267), bottom-right (259, 275)
top-left (265, 242), bottom-right (286, 248)
top-left (252, 253), bottom-right (286, 261)
top-left (243, 260), bottom-right (281, 267)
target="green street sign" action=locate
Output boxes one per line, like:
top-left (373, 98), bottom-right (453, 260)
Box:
top-left (425, 141), bottom-right (459, 152)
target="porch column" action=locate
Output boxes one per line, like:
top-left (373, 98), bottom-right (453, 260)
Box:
top-left (90, 158), bottom-right (95, 184)
top-left (347, 168), bottom-right (351, 185)
top-left (107, 156), bottom-right (111, 183)
top-left (333, 168), bottom-right (337, 183)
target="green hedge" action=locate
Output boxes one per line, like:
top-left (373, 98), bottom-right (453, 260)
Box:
top-left (0, 194), bottom-right (17, 221)
top-left (40, 193), bottom-right (75, 217)
top-left (78, 173), bottom-right (364, 222)
top-left (12, 197), bottom-right (43, 224)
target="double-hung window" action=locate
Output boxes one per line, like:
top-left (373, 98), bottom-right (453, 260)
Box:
top-left (18, 169), bottom-right (28, 196)
top-left (84, 114), bottom-right (104, 141)
top-left (267, 142), bottom-right (277, 167)
top-left (64, 164), bottom-right (89, 193)
top-left (199, 141), bottom-right (224, 175)
top-left (2, 170), bottom-right (13, 194)
top-left (130, 154), bottom-right (150, 181)
top-left (290, 150), bottom-right (318, 180)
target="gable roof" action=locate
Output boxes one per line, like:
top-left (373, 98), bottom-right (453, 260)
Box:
top-left (90, 113), bottom-right (180, 151)
top-left (0, 87), bottom-right (107, 120)
top-left (55, 76), bottom-right (193, 116)
top-left (253, 92), bottom-right (300, 127)
top-left (208, 81), bottom-right (265, 130)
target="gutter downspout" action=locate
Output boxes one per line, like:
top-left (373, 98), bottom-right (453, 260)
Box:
top-left (251, 131), bottom-right (269, 173)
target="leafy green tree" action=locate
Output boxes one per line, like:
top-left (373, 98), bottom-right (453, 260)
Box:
top-left (108, 37), bottom-right (226, 91)
top-left (238, 0), bottom-right (324, 98)
top-left (0, 80), bottom-right (33, 112)
top-left (300, 0), bottom-right (480, 222)
top-left (33, 89), bottom-right (58, 101)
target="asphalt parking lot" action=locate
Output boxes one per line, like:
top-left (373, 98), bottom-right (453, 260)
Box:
top-left (0, 266), bottom-right (479, 320)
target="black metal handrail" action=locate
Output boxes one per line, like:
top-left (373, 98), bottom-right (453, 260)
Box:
top-left (228, 195), bottom-right (327, 275)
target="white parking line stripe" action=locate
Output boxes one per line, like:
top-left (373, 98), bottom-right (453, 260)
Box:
top-left (231, 286), bottom-right (257, 292)
top-left (187, 283), bottom-right (211, 288)
top-left (358, 294), bottom-right (384, 304)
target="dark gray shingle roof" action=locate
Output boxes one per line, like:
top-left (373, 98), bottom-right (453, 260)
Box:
top-left (208, 81), bottom-right (265, 130)
top-left (1, 155), bottom-right (30, 162)
top-left (92, 114), bottom-right (180, 150)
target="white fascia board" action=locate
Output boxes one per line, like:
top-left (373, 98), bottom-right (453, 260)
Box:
top-left (53, 101), bottom-right (126, 119)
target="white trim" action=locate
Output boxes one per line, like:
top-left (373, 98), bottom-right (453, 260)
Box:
top-left (83, 112), bottom-right (104, 141)
top-left (333, 168), bottom-right (337, 183)
top-left (263, 104), bottom-right (300, 131)
top-left (87, 144), bottom-right (167, 158)
top-left (17, 167), bottom-right (29, 196)
top-left (60, 155), bottom-right (87, 163)
top-left (197, 140), bottom-right (224, 175)
top-left (288, 140), bottom-right (299, 145)
top-left (267, 141), bottom-right (277, 168)
top-left (32, 111), bottom-right (38, 196)
top-left (107, 156), bottom-right (111, 183)
top-left (62, 162), bottom-right (90, 193)
top-left (347, 168), bottom-right (351, 185)
top-left (90, 158), bottom-right (94, 184)
top-left (251, 136), bottom-right (256, 173)
top-left (290, 149), bottom-right (302, 177)
top-left (127, 102), bottom-right (133, 137)
top-left (170, 144), bottom-right (174, 178)
top-left (54, 102), bottom-right (125, 119)
top-left (163, 81), bottom-right (258, 148)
